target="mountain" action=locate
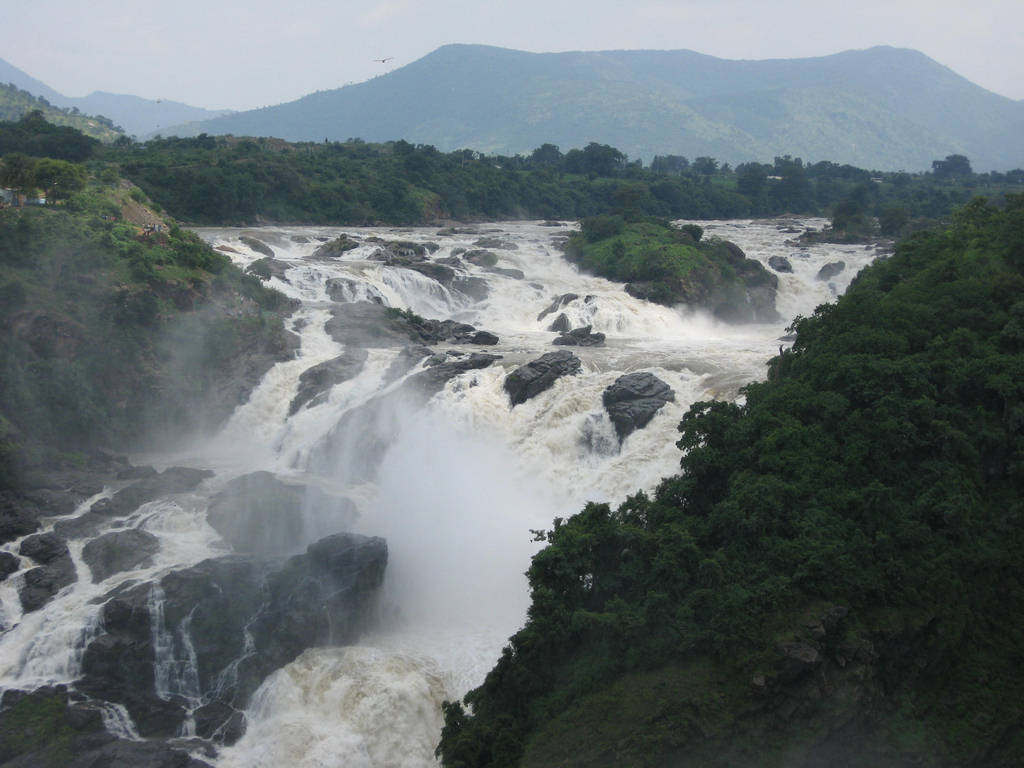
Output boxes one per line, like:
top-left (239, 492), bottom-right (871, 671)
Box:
top-left (162, 44), bottom-right (1024, 171)
top-left (0, 57), bottom-right (230, 137)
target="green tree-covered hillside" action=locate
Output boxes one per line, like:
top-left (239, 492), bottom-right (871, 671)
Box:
top-left (438, 195), bottom-right (1024, 767)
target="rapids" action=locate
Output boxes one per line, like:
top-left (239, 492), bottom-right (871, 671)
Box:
top-left (0, 218), bottom-right (878, 766)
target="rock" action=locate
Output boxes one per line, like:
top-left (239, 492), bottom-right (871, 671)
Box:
top-left (92, 467), bottom-right (215, 519)
top-left (325, 277), bottom-right (385, 304)
top-left (504, 351), bottom-right (582, 406)
top-left (537, 293), bottom-right (579, 321)
top-left (325, 302), bottom-right (429, 349)
top-left (53, 511), bottom-right (109, 540)
top-left (19, 557), bottom-right (76, 612)
top-left (82, 529), bottom-right (160, 582)
top-left (602, 372), bottom-right (676, 442)
top-left (116, 464), bottom-right (159, 480)
top-left (239, 236), bottom-right (274, 258)
top-left (19, 532), bottom-right (70, 564)
top-left (463, 249), bottom-right (498, 267)
top-left (406, 262), bottom-right (457, 284)
top-left (473, 237), bottom-right (517, 250)
top-left (469, 330), bottom-right (500, 345)
top-left (78, 533), bottom-right (387, 736)
top-left (312, 234), bottom-right (360, 258)
top-left (0, 490), bottom-right (42, 545)
top-left (553, 326), bottom-right (606, 347)
top-left (768, 255), bottom-right (793, 273)
top-left (486, 266), bottom-right (525, 280)
top-left (816, 261), bottom-right (846, 281)
top-left (548, 313), bottom-right (571, 333)
top-left (207, 471), bottom-right (359, 557)
top-left (289, 348), bottom-right (369, 415)
top-left (291, 235), bottom-right (310, 243)
top-left (21, 487), bottom-right (84, 516)
top-left (0, 551), bottom-right (19, 581)
top-left (409, 353), bottom-right (502, 395)
top-left (451, 275), bottom-right (490, 301)
top-left (194, 700), bottom-right (246, 744)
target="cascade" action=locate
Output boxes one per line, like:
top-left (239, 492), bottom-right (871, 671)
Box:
top-left (0, 219), bottom-right (878, 766)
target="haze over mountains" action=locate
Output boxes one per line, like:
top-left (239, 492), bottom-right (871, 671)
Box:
top-left (159, 44), bottom-right (1024, 171)
top-left (5, 45), bottom-right (1024, 171)
top-left (0, 57), bottom-right (230, 138)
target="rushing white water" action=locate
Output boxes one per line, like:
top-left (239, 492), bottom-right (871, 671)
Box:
top-left (0, 218), bottom-right (878, 766)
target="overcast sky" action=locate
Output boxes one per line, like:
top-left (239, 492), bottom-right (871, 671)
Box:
top-left (3, 0), bottom-right (1022, 111)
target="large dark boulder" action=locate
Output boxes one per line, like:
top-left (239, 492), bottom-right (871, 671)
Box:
top-left (816, 261), bottom-right (846, 280)
top-left (0, 551), bottom-right (19, 581)
top-left (289, 348), bottom-right (369, 415)
top-left (313, 234), bottom-right (360, 258)
top-left (18, 533), bottom-right (76, 612)
top-left (537, 293), bottom-right (579, 321)
top-left (768, 255), bottom-right (793, 273)
top-left (82, 529), bottom-right (160, 582)
top-left (325, 277), bottom-right (385, 304)
top-left (451, 275), bottom-right (490, 301)
top-left (78, 532), bottom-right (387, 741)
top-left (0, 490), bottom-right (41, 545)
top-left (207, 471), bottom-right (358, 556)
top-left (238, 236), bottom-right (274, 258)
top-left (504, 351), bottom-right (582, 406)
top-left (602, 372), bottom-right (676, 442)
top-left (553, 326), bottom-right (606, 347)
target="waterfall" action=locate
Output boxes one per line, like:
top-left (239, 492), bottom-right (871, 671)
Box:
top-left (0, 219), bottom-right (878, 766)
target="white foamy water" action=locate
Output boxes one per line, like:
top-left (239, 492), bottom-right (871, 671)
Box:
top-left (0, 219), bottom-right (877, 766)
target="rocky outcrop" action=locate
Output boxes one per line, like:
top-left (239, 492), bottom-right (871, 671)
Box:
top-left (0, 490), bottom-right (42, 544)
top-left (0, 551), bottom-right (19, 580)
top-left (325, 277), bottom-right (385, 304)
top-left (78, 532), bottom-right (387, 741)
top-left (18, 532), bottom-right (76, 612)
top-left (82, 529), bottom-right (160, 582)
top-left (553, 326), bottom-right (606, 347)
top-left (0, 685), bottom-right (214, 768)
top-left (547, 313), bottom-right (571, 333)
top-left (239, 236), bottom-right (274, 258)
top-left (313, 234), bottom-right (360, 258)
top-left (206, 471), bottom-right (358, 556)
top-left (602, 372), bottom-right (675, 442)
top-left (473, 237), bottom-right (518, 251)
top-left (88, 467), bottom-right (214, 520)
top-left (486, 266), bottom-right (525, 280)
top-left (289, 348), bottom-right (369, 415)
top-left (464, 250), bottom-right (498, 267)
top-left (537, 293), bottom-right (579, 322)
top-left (504, 351), bottom-right (582, 406)
top-left (816, 261), bottom-right (846, 280)
top-left (768, 255), bottom-right (793, 273)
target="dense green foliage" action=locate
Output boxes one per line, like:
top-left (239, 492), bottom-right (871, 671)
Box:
top-left (437, 196), bottom-right (1024, 767)
top-left (0, 180), bottom-right (290, 488)
top-left (564, 216), bottom-right (778, 320)
top-left (97, 133), bottom-right (1023, 228)
top-left (0, 110), bottom-right (102, 161)
top-left (0, 86), bottom-right (121, 142)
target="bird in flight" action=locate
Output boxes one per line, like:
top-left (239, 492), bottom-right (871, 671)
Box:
top-left (373, 57), bottom-right (394, 64)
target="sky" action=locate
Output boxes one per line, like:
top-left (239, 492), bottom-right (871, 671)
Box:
top-left (2, 0), bottom-right (1022, 111)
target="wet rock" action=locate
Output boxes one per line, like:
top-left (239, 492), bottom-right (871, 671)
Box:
top-left (78, 533), bottom-right (387, 737)
top-left (451, 274), bottom-right (490, 301)
top-left (463, 249), bottom-right (498, 267)
top-left (548, 313), bottom-right (571, 333)
top-left (325, 277), bottom-right (385, 304)
top-left (326, 302), bottom-right (429, 349)
top-left (21, 487), bottom-right (84, 516)
top-left (410, 353), bottom-right (502, 395)
top-left (602, 372), bottom-right (676, 442)
top-left (0, 551), bottom-right (19, 581)
top-left (816, 261), bottom-right (846, 281)
top-left (486, 266), bottom-right (525, 280)
top-left (406, 262), bottom-right (456, 284)
top-left (116, 464), bottom-right (159, 480)
top-left (473, 236), bottom-right (517, 250)
top-left (82, 529), bottom-right (160, 582)
top-left (18, 557), bottom-right (76, 612)
top-left (553, 326), bottom-right (606, 347)
top-left (239, 236), bottom-right (274, 258)
top-left (289, 348), bottom-right (369, 415)
top-left (91, 467), bottom-right (215, 519)
top-left (768, 255), bottom-right (793, 273)
top-left (537, 293), bottom-right (579, 321)
top-left (469, 330), bottom-right (500, 345)
top-left (52, 511), bottom-right (109, 540)
top-left (19, 532), bottom-right (70, 565)
top-left (0, 490), bottom-right (42, 545)
top-left (312, 234), bottom-right (360, 258)
top-left (246, 256), bottom-right (290, 284)
top-left (504, 351), bottom-right (582, 406)
top-left (194, 700), bottom-right (246, 744)
top-left (207, 471), bottom-right (359, 557)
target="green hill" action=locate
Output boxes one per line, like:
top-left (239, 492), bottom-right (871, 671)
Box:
top-left (437, 195), bottom-right (1024, 767)
top-left (0, 83), bottom-right (121, 142)
top-left (161, 45), bottom-right (1024, 171)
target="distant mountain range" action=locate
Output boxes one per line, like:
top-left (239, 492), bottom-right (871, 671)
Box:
top-left (159, 44), bottom-right (1024, 171)
top-left (0, 58), bottom-right (231, 138)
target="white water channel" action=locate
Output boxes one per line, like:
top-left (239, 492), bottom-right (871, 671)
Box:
top-left (0, 218), bottom-right (878, 766)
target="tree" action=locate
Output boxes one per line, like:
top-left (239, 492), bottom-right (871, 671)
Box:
top-left (529, 143), bottom-right (563, 168)
top-left (651, 155), bottom-right (689, 175)
top-left (932, 154), bottom-right (972, 178)
top-left (0, 153), bottom-right (36, 205)
top-left (32, 158), bottom-right (87, 203)
top-left (692, 156), bottom-right (719, 177)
